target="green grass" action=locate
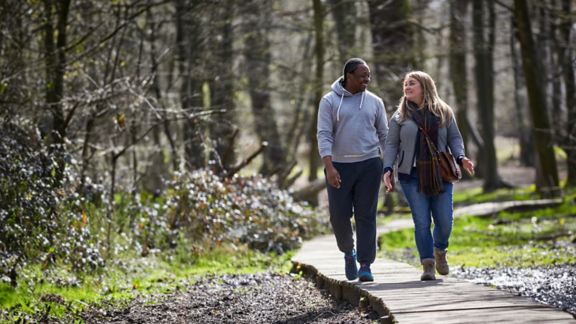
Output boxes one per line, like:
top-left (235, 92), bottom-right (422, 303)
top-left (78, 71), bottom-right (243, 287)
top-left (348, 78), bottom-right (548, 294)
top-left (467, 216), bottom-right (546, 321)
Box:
top-left (453, 185), bottom-right (538, 205)
top-left (378, 185), bottom-right (539, 227)
top-left (379, 197), bottom-right (576, 269)
top-left (0, 244), bottom-right (293, 322)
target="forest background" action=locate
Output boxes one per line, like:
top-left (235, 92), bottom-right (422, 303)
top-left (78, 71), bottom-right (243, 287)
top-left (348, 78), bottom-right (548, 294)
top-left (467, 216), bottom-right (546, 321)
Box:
top-left (0, 0), bottom-right (575, 319)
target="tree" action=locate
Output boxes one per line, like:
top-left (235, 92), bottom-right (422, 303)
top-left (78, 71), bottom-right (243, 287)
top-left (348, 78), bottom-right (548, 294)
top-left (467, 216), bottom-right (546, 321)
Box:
top-left (242, 0), bottom-right (286, 176)
top-left (328, 0), bottom-right (357, 63)
top-left (558, 0), bottom-right (576, 187)
top-left (175, 0), bottom-right (207, 170)
top-left (367, 0), bottom-right (416, 109)
top-left (473, 0), bottom-right (506, 191)
top-left (0, 1), bottom-right (28, 122)
top-left (449, 0), bottom-right (470, 155)
top-left (142, 6), bottom-right (173, 192)
top-left (510, 14), bottom-right (534, 167)
top-left (513, 0), bottom-right (560, 196)
top-left (208, 0), bottom-right (238, 174)
top-left (305, 0), bottom-right (326, 206)
top-left (41, 0), bottom-right (71, 183)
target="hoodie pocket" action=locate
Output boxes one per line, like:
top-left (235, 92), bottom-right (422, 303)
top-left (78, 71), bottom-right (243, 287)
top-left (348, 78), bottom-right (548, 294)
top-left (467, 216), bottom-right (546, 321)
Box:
top-left (398, 150), bottom-right (405, 167)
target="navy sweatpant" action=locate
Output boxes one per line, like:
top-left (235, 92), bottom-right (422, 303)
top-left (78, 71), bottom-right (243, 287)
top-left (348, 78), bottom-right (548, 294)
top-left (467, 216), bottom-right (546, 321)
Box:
top-left (325, 157), bottom-right (383, 265)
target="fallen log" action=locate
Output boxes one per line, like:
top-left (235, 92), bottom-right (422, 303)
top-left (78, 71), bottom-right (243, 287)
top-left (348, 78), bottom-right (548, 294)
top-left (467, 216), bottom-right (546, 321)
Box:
top-left (292, 178), bottom-right (326, 203)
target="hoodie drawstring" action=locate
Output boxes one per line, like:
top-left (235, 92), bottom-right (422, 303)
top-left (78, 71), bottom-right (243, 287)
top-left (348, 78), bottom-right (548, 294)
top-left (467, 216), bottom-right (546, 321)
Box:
top-left (336, 93), bottom-right (345, 122)
top-left (336, 91), bottom-right (366, 122)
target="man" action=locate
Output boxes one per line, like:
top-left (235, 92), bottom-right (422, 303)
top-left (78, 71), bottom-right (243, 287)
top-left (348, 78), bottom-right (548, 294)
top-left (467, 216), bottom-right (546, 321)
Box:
top-left (317, 58), bottom-right (388, 282)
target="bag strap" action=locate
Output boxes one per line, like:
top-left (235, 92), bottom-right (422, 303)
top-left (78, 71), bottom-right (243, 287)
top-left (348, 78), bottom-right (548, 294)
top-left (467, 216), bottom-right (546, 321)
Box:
top-left (413, 116), bottom-right (452, 153)
top-left (412, 116), bottom-right (440, 153)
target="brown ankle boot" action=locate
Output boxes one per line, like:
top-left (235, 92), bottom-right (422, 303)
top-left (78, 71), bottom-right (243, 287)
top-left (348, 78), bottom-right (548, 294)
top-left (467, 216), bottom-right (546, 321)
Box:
top-left (420, 258), bottom-right (436, 281)
top-left (434, 248), bottom-right (449, 275)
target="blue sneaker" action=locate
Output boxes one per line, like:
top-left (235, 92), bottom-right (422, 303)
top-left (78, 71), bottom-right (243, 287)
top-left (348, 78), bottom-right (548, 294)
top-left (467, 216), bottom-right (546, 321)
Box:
top-left (358, 263), bottom-right (374, 282)
top-left (344, 251), bottom-right (358, 280)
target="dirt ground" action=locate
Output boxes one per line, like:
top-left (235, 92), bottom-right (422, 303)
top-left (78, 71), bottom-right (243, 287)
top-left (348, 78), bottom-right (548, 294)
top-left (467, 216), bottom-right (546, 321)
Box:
top-left (83, 273), bottom-right (380, 324)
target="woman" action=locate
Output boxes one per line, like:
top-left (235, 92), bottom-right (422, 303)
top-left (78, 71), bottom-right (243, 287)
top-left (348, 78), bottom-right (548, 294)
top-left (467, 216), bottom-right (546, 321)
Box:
top-left (383, 71), bottom-right (474, 280)
top-left (317, 58), bottom-right (388, 282)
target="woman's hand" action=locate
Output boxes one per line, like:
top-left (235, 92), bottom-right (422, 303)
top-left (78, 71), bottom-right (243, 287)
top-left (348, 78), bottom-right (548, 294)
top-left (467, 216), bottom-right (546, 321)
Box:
top-left (326, 166), bottom-right (341, 189)
top-left (383, 170), bottom-right (394, 192)
top-left (462, 157), bottom-right (475, 176)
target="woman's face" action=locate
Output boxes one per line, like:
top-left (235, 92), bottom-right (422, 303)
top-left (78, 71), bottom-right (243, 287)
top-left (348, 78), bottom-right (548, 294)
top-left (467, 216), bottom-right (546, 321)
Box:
top-left (403, 77), bottom-right (423, 106)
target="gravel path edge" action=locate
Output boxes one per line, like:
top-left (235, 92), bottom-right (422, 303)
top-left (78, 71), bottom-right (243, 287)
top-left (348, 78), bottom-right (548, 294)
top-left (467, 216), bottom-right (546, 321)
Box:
top-left (291, 261), bottom-right (395, 324)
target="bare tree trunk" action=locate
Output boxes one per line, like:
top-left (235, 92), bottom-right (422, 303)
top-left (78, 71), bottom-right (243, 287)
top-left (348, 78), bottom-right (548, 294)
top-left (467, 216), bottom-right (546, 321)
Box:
top-left (547, 1), bottom-right (563, 120)
top-left (413, 0), bottom-right (430, 66)
top-left (510, 16), bottom-right (534, 167)
top-left (473, 0), bottom-right (504, 192)
top-left (306, 0), bottom-right (325, 207)
top-left (209, 1), bottom-right (237, 174)
top-left (559, 0), bottom-right (576, 187)
top-left (449, 0), bottom-right (470, 154)
top-left (42, 0), bottom-right (71, 183)
top-left (106, 150), bottom-right (118, 255)
top-left (536, 3), bottom-right (553, 118)
top-left (328, 0), bottom-right (357, 63)
top-left (367, 0), bottom-right (416, 109)
top-left (242, 0), bottom-right (285, 176)
top-left (80, 116), bottom-right (95, 189)
top-left (282, 34), bottom-right (315, 189)
top-left (513, 0), bottom-right (561, 196)
top-left (0, 0), bottom-right (27, 121)
top-left (144, 7), bottom-right (170, 193)
top-left (285, 34), bottom-right (313, 161)
top-left (175, 0), bottom-right (206, 171)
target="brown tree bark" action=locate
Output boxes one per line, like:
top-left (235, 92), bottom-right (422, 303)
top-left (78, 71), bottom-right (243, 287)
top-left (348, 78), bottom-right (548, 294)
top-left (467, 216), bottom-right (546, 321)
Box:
top-left (328, 0), bottom-right (357, 63)
top-left (143, 7), bottom-right (170, 193)
top-left (473, 0), bottom-right (505, 192)
top-left (42, 0), bottom-right (71, 184)
top-left (285, 34), bottom-right (313, 165)
top-left (546, 1), bottom-right (562, 121)
top-left (513, 0), bottom-right (561, 196)
top-left (510, 16), bottom-right (534, 167)
top-left (175, 0), bottom-right (207, 170)
top-left (0, 1), bottom-right (27, 121)
top-left (209, 0), bottom-right (237, 174)
top-left (449, 0), bottom-right (470, 155)
top-left (307, 0), bottom-right (326, 206)
top-left (243, 0), bottom-right (286, 176)
top-left (559, 0), bottom-right (576, 187)
top-left (367, 0), bottom-right (416, 109)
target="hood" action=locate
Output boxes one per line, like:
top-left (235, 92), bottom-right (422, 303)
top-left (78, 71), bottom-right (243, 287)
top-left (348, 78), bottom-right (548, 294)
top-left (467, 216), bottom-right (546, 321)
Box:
top-left (331, 77), bottom-right (354, 97)
top-left (330, 77), bottom-right (366, 122)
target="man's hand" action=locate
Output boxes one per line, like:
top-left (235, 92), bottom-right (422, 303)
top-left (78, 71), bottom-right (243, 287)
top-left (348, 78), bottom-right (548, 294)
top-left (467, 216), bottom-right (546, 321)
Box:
top-left (326, 166), bottom-right (341, 189)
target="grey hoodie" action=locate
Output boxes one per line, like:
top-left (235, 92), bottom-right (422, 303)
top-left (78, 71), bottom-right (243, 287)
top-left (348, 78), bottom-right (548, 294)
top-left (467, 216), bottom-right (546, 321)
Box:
top-left (317, 78), bottom-right (388, 163)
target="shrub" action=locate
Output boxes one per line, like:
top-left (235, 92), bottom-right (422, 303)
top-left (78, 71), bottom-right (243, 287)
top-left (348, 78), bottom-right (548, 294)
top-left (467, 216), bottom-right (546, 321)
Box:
top-left (0, 123), bottom-right (60, 269)
top-left (0, 122), bottom-right (104, 276)
top-left (163, 170), bottom-right (326, 254)
top-left (0, 121), bottom-right (326, 280)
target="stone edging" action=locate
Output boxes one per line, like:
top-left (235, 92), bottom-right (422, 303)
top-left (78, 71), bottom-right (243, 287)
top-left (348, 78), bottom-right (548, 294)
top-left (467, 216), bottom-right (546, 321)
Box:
top-left (291, 261), bottom-right (396, 324)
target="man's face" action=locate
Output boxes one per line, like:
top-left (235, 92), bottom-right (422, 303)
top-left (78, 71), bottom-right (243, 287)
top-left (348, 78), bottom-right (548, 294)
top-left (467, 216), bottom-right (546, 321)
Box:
top-left (347, 64), bottom-right (370, 93)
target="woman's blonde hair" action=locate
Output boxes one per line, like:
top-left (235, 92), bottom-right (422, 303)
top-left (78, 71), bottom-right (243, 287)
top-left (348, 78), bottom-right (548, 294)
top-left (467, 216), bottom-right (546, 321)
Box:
top-left (398, 71), bottom-right (454, 126)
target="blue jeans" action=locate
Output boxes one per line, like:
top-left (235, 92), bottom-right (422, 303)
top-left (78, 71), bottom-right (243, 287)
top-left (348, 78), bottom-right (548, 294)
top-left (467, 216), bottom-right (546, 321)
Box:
top-left (399, 175), bottom-right (453, 260)
top-left (326, 157), bottom-right (383, 265)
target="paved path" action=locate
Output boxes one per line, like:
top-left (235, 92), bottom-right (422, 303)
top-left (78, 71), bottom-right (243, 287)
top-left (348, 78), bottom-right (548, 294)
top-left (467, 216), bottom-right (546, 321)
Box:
top-left (292, 199), bottom-right (574, 323)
